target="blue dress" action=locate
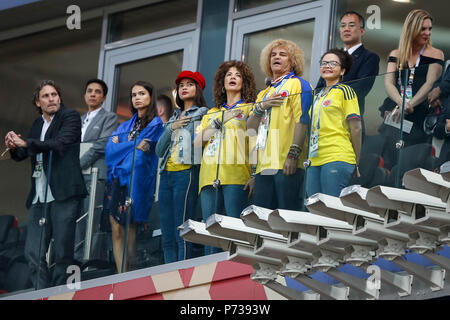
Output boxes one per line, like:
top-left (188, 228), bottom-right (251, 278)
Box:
top-left (105, 114), bottom-right (163, 223)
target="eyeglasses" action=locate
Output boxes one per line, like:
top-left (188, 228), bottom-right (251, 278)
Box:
top-left (319, 60), bottom-right (341, 68)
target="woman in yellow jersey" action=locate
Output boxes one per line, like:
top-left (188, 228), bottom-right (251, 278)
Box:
top-left (155, 71), bottom-right (208, 263)
top-left (195, 61), bottom-right (256, 229)
top-left (305, 48), bottom-right (362, 198)
top-left (247, 39), bottom-right (313, 210)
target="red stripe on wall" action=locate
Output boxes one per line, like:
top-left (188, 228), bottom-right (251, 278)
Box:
top-left (210, 275), bottom-right (267, 300)
top-left (179, 267), bottom-right (195, 288)
top-left (72, 284), bottom-right (113, 300)
top-left (212, 261), bottom-right (254, 282)
top-left (112, 276), bottom-right (157, 300)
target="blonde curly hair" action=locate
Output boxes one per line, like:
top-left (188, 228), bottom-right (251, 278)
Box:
top-left (260, 39), bottom-right (305, 78)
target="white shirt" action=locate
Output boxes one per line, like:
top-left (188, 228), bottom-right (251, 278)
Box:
top-left (81, 107), bottom-right (102, 142)
top-left (346, 43), bottom-right (362, 55)
top-left (32, 115), bottom-right (55, 204)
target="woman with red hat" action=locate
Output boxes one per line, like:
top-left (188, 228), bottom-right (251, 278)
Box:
top-left (194, 60), bottom-right (257, 254)
top-left (155, 70), bottom-right (208, 263)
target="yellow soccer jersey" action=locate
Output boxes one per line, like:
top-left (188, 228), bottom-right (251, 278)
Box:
top-left (165, 130), bottom-right (192, 172)
top-left (196, 103), bottom-right (252, 192)
top-left (250, 72), bottom-right (313, 174)
top-left (309, 84), bottom-right (360, 167)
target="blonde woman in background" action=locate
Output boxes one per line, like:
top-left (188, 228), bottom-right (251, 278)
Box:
top-left (380, 9), bottom-right (444, 168)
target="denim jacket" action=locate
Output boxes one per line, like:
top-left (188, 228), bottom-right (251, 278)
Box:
top-left (155, 106), bottom-right (208, 174)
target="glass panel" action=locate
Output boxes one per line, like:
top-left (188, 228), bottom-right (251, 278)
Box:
top-left (107, 0), bottom-right (198, 43)
top-left (242, 19), bottom-right (314, 91)
top-left (0, 19), bottom-right (102, 295)
top-left (302, 62), bottom-right (443, 203)
top-left (332, 0), bottom-right (450, 89)
top-left (235, 0), bottom-right (283, 11)
top-left (177, 66), bottom-right (450, 294)
top-left (373, 62), bottom-right (444, 188)
top-left (2, 66), bottom-right (446, 296)
top-left (109, 66), bottom-right (181, 273)
top-left (75, 140), bottom-right (114, 270)
top-left (114, 50), bottom-right (183, 123)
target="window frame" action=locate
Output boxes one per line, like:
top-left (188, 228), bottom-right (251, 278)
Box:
top-left (225, 0), bottom-right (333, 86)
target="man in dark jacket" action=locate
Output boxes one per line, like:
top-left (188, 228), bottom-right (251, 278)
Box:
top-left (5, 80), bottom-right (87, 289)
top-left (431, 66), bottom-right (450, 165)
top-left (317, 11), bottom-right (380, 138)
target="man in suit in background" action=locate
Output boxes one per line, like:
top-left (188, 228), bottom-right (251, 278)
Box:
top-left (431, 66), bottom-right (450, 166)
top-left (317, 11), bottom-right (380, 138)
top-left (75, 79), bottom-right (118, 262)
top-left (5, 80), bottom-right (87, 289)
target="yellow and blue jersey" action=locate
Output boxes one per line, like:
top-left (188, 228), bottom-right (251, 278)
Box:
top-left (196, 103), bottom-right (252, 192)
top-left (310, 83), bottom-right (360, 167)
top-left (250, 72), bottom-right (313, 174)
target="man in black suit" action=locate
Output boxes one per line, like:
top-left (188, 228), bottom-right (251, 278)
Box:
top-left (317, 11), bottom-right (380, 137)
top-left (429, 64), bottom-right (450, 110)
top-left (431, 66), bottom-right (450, 165)
top-left (5, 80), bottom-right (87, 289)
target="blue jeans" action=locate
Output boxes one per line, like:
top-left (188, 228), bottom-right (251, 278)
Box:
top-left (200, 185), bottom-right (249, 255)
top-left (158, 167), bottom-right (199, 263)
top-left (305, 161), bottom-right (355, 198)
top-left (252, 169), bottom-right (304, 211)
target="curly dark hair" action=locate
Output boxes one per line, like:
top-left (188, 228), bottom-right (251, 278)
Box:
top-left (213, 60), bottom-right (257, 106)
top-left (129, 80), bottom-right (157, 128)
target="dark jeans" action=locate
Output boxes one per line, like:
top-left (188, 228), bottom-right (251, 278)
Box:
top-left (252, 168), bottom-right (304, 211)
top-left (158, 167), bottom-right (199, 263)
top-left (25, 199), bottom-right (80, 290)
top-left (305, 161), bottom-right (355, 198)
top-left (200, 184), bottom-right (249, 255)
top-left (200, 184), bottom-right (249, 219)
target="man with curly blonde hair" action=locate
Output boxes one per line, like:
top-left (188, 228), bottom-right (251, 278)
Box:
top-left (247, 39), bottom-right (313, 210)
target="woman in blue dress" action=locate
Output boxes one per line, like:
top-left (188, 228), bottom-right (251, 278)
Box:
top-left (105, 81), bottom-right (163, 273)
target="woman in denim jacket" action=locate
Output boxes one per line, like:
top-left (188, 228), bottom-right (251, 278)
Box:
top-left (155, 71), bottom-right (208, 263)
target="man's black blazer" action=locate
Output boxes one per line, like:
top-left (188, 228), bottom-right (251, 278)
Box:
top-left (317, 45), bottom-right (380, 115)
top-left (11, 105), bottom-right (88, 208)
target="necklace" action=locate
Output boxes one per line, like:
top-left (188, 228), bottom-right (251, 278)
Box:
top-left (271, 71), bottom-right (293, 86)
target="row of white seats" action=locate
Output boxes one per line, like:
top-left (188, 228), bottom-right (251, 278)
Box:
top-left (179, 168), bottom-right (450, 300)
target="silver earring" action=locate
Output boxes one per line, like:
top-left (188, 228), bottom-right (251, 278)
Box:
top-left (222, 87), bottom-right (225, 93)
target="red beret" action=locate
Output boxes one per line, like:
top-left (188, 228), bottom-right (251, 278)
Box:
top-left (175, 70), bottom-right (206, 90)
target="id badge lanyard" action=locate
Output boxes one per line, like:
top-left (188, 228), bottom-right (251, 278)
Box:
top-left (255, 73), bottom-right (292, 150)
top-left (399, 44), bottom-right (426, 102)
top-left (308, 88), bottom-right (328, 159)
top-left (205, 100), bottom-right (243, 158)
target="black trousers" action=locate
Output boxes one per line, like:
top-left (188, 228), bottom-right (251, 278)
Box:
top-left (25, 199), bottom-right (80, 290)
